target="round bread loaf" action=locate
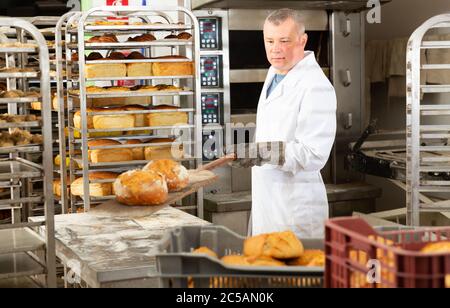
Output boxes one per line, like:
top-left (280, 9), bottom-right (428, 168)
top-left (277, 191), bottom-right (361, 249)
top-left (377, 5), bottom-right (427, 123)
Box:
top-left (143, 159), bottom-right (189, 192)
top-left (114, 169), bottom-right (168, 206)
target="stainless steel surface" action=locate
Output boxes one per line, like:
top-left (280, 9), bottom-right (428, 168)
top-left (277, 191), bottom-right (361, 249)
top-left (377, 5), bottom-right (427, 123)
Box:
top-left (406, 13), bottom-right (450, 226)
top-left (192, 0), bottom-right (391, 11)
top-left (331, 11), bottom-right (365, 183)
top-left (30, 207), bottom-right (208, 288)
top-left (230, 69), bottom-right (268, 83)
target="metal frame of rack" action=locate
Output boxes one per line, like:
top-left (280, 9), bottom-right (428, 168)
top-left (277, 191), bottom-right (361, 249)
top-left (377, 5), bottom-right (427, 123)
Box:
top-left (406, 13), bottom-right (450, 226)
top-left (58, 6), bottom-right (203, 216)
top-left (0, 17), bottom-right (56, 287)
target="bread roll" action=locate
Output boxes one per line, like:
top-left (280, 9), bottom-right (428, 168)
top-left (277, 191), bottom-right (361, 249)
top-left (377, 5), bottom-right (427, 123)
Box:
top-left (144, 138), bottom-right (184, 160)
top-left (88, 139), bottom-right (133, 163)
top-left (193, 247), bottom-right (218, 259)
top-left (71, 172), bottom-right (118, 197)
top-left (421, 241), bottom-right (450, 253)
top-left (287, 250), bottom-right (325, 267)
top-left (114, 169), bottom-right (168, 206)
top-left (221, 255), bottom-right (251, 266)
top-left (124, 139), bottom-right (145, 160)
top-left (147, 105), bottom-right (188, 127)
top-left (244, 231), bottom-right (304, 259)
top-left (143, 159), bottom-right (189, 192)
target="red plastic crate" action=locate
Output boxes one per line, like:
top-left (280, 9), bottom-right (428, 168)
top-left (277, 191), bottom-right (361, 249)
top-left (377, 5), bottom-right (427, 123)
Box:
top-left (325, 217), bottom-right (450, 288)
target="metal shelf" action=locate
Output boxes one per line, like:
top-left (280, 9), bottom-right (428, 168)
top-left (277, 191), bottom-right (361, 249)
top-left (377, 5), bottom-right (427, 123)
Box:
top-left (85, 75), bottom-right (194, 82)
top-left (0, 160), bottom-right (42, 181)
top-left (0, 47), bottom-right (37, 53)
top-left (0, 253), bottom-right (45, 280)
top-left (0, 72), bottom-right (39, 79)
top-left (72, 124), bottom-right (194, 134)
top-left (0, 145), bottom-right (42, 155)
top-left (69, 91), bottom-right (194, 99)
top-left (0, 121), bottom-right (41, 129)
top-left (0, 228), bottom-right (45, 255)
top-left (71, 39), bottom-right (193, 50)
top-left (81, 24), bottom-right (193, 32)
top-left (84, 58), bottom-right (192, 64)
top-left (0, 97), bottom-right (40, 104)
top-left (0, 197), bottom-right (44, 210)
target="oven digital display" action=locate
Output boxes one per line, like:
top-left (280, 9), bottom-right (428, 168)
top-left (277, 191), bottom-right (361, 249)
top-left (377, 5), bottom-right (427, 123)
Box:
top-left (200, 56), bottom-right (222, 88)
top-left (199, 17), bottom-right (221, 50)
top-left (201, 93), bottom-right (221, 125)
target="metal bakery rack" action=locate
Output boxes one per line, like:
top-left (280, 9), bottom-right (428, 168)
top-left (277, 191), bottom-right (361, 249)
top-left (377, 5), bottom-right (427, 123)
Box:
top-left (58, 6), bottom-right (203, 215)
top-left (0, 17), bottom-right (56, 287)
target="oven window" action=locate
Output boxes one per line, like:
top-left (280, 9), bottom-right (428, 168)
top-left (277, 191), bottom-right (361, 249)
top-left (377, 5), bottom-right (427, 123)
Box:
top-left (230, 83), bottom-right (264, 113)
top-left (229, 31), bottom-right (269, 70)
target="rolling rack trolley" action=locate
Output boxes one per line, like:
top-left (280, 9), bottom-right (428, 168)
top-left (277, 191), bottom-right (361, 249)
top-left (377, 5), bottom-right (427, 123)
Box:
top-left (62, 6), bottom-right (203, 215)
top-left (0, 17), bottom-right (56, 287)
top-left (407, 13), bottom-right (450, 226)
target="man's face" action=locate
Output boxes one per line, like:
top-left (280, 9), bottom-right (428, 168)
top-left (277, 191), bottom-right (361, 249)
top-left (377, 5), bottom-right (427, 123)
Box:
top-left (263, 18), bottom-right (308, 74)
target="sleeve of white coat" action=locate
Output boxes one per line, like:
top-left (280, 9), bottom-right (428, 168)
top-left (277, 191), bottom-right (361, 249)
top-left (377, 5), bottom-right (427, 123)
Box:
top-left (279, 83), bottom-right (337, 174)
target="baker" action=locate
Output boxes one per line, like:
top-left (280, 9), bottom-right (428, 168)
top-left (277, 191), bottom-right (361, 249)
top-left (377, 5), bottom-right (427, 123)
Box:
top-left (231, 8), bottom-right (337, 238)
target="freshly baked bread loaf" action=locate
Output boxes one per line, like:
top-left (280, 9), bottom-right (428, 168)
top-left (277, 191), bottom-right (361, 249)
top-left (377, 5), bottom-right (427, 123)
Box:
top-left (164, 34), bottom-right (178, 39)
top-left (244, 231), bottom-right (304, 259)
top-left (86, 52), bottom-right (104, 61)
top-left (92, 107), bottom-right (135, 130)
top-left (88, 34), bottom-right (118, 43)
top-left (152, 56), bottom-right (194, 76)
top-left (88, 139), bottom-right (133, 163)
top-left (114, 169), bottom-right (168, 206)
top-left (127, 62), bottom-right (152, 77)
top-left (127, 34), bottom-right (156, 42)
top-left (193, 247), bottom-right (218, 259)
top-left (71, 172), bottom-right (118, 197)
top-left (177, 32), bottom-right (192, 40)
top-left (53, 177), bottom-right (72, 198)
top-left (144, 138), bottom-right (184, 160)
top-left (287, 250), bottom-right (325, 267)
top-left (147, 105), bottom-right (188, 127)
top-left (143, 159), bottom-right (189, 192)
top-left (85, 63), bottom-right (127, 78)
top-left (124, 139), bottom-right (145, 160)
top-left (127, 52), bottom-right (147, 60)
top-left (421, 241), bottom-right (450, 253)
top-left (121, 105), bottom-right (151, 135)
top-left (108, 52), bottom-right (126, 60)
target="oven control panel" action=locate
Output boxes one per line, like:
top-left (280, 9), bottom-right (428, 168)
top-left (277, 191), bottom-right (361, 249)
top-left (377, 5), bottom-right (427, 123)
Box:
top-left (200, 55), bottom-right (222, 88)
top-left (201, 93), bottom-right (222, 125)
top-left (199, 17), bottom-right (222, 50)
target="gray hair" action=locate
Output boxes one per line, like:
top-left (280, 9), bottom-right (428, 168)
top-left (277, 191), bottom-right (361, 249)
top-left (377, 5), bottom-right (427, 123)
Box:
top-left (265, 8), bottom-right (306, 34)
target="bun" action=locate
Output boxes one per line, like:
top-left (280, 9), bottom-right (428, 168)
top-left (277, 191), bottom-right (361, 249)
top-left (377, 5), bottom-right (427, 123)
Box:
top-left (287, 250), bottom-right (325, 267)
top-left (421, 241), bottom-right (450, 253)
top-left (244, 231), bottom-right (304, 259)
top-left (177, 32), bottom-right (192, 40)
top-left (193, 247), bottom-right (218, 259)
top-left (127, 34), bottom-right (156, 42)
top-left (143, 159), bottom-right (189, 192)
top-left (114, 170), bottom-right (168, 206)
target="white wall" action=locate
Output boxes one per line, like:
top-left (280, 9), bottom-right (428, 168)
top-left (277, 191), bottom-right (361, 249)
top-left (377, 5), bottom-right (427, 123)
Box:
top-left (365, 0), bottom-right (450, 213)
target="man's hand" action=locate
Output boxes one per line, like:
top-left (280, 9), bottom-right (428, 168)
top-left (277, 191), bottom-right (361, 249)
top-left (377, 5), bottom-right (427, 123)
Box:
top-left (230, 141), bottom-right (285, 168)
